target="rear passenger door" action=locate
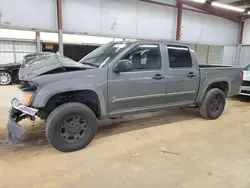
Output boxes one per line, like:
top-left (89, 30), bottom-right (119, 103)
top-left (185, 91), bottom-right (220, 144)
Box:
top-left (165, 45), bottom-right (199, 105)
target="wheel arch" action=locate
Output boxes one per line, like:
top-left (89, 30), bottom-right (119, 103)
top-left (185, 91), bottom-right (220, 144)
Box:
top-left (197, 80), bottom-right (229, 104)
top-left (206, 81), bottom-right (229, 96)
top-left (33, 88), bottom-right (106, 119)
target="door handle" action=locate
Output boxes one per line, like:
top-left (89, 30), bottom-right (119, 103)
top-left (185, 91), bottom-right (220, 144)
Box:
top-left (153, 74), bottom-right (164, 80)
top-left (187, 72), bottom-right (196, 78)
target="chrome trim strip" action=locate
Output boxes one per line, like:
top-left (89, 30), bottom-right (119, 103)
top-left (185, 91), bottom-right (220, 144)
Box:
top-left (167, 91), bottom-right (195, 96)
top-left (113, 93), bottom-right (166, 103)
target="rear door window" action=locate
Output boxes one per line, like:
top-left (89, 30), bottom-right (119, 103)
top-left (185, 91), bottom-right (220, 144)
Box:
top-left (167, 45), bottom-right (192, 68)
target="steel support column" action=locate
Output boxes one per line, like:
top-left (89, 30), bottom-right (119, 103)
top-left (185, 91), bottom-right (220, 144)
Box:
top-left (176, 0), bottom-right (183, 41)
top-left (239, 22), bottom-right (244, 44)
top-left (57, 0), bottom-right (64, 55)
top-left (12, 41), bottom-right (16, 63)
top-left (36, 31), bottom-right (41, 52)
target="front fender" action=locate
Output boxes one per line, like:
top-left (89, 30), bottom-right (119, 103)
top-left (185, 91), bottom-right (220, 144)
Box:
top-left (32, 81), bottom-right (107, 116)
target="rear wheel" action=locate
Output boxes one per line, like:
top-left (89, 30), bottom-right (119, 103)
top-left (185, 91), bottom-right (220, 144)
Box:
top-left (45, 102), bottom-right (97, 152)
top-left (0, 71), bottom-right (13, 85)
top-left (199, 88), bottom-right (225, 120)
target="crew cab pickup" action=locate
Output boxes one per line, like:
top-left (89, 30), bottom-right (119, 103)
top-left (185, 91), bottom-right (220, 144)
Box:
top-left (5, 41), bottom-right (242, 152)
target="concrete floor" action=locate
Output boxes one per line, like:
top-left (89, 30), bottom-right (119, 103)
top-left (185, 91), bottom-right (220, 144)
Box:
top-left (0, 86), bottom-right (250, 188)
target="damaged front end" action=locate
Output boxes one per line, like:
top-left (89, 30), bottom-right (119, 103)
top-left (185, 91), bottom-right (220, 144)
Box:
top-left (0, 98), bottom-right (38, 145)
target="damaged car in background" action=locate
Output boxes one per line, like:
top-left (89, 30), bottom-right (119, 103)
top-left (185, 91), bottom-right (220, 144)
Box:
top-left (2, 41), bottom-right (242, 152)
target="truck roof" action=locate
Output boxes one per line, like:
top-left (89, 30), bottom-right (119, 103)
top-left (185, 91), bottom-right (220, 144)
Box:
top-left (114, 40), bottom-right (193, 48)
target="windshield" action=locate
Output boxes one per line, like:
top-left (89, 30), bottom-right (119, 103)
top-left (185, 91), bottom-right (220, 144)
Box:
top-left (243, 64), bottom-right (250, 71)
top-left (79, 42), bottom-right (130, 68)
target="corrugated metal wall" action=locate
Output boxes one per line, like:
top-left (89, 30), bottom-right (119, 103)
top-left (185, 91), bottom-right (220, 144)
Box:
top-left (222, 46), bottom-right (250, 68)
top-left (192, 44), bottom-right (223, 65)
top-left (189, 45), bottom-right (250, 67)
top-left (196, 44), bottom-right (209, 64)
top-left (0, 41), bottom-right (15, 63)
top-left (14, 41), bottom-right (37, 62)
top-left (239, 46), bottom-right (250, 68)
top-left (207, 46), bottom-right (223, 64)
top-left (222, 46), bottom-right (239, 66)
top-left (0, 40), bottom-right (37, 64)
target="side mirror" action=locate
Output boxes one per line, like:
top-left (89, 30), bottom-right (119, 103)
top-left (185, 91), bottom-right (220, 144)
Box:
top-left (113, 60), bottom-right (132, 73)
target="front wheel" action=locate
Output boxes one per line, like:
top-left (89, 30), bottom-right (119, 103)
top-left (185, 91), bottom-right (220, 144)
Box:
top-left (45, 102), bottom-right (97, 152)
top-left (199, 88), bottom-right (226, 120)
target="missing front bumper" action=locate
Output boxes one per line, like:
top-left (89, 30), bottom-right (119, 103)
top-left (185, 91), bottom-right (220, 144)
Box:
top-left (7, 117), bottom-right (27, 144)
top-left (0, 98), bottom-right (38, 146)
top-left (0, 117), bottom-right (27, 146)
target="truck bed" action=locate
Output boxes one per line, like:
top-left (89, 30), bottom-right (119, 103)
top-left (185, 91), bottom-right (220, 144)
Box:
top-left (197, 65), bottom-right (242, 101)
top-left (199, 64), bottom-right (232, 68)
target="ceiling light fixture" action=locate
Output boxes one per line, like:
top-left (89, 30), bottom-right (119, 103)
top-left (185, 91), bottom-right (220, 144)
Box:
top-left (191, 0), bottom-right (206, 3)
top-left (211, 2), bottom-right (245, 12)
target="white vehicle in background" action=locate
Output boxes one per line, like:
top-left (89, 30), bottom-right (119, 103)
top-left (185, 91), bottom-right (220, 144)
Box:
top-left (240, 64), bottom-right (250, 96)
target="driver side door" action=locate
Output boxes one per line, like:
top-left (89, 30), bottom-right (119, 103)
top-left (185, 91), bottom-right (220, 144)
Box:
top-left (107, 43), bottom-right (167, 116)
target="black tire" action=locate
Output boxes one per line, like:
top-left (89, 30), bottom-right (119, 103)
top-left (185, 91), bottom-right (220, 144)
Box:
top-left (0, 71), bottom-right (13, 85)
top-left (199, 88), bottom-right (226, 120)
top-left (45, 102), bottom-right (97, 152)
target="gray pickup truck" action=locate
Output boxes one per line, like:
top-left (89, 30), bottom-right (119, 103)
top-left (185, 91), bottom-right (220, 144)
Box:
top-left (5, 41), bottom-right (242, 152)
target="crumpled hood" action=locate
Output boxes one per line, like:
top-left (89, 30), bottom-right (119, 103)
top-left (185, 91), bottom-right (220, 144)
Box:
top-left (28, 66), bottom-right (103, 89)
top-left (19, 54), bottom-right (92, 80)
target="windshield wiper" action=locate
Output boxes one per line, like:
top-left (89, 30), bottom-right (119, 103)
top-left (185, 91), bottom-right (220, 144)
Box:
top-left (82, 62), bottom-right (99, 68)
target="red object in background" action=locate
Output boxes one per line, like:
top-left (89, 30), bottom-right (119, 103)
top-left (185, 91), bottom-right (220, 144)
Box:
top-left (240, 71), bottom-right (244, 84)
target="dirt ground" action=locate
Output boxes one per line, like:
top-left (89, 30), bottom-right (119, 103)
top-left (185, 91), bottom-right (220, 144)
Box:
top-left (0, 94), bottom-right (250, 188)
